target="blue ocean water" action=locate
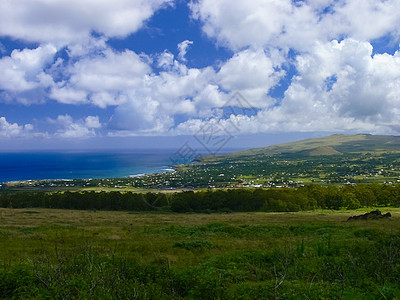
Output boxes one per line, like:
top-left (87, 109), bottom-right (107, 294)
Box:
top-left (0, 150), bottom-right (182, 183)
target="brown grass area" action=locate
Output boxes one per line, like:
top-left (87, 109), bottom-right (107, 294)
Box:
top-left (1, 207), bottom-right (399, 227)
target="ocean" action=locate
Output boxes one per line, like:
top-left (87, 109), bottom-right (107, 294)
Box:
top-left (0, 150), bottom-right (186, 183)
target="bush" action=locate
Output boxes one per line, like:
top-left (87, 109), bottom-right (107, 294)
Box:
top-left (173, 240), bottom-right (214, 250)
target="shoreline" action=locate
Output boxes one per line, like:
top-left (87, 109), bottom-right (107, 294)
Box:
top-left (1, 167), bottom-right (179, 186)
top-left (1, 165), bottom-right (180, 185)
top-left (0, 150), bottom-right (191, 185)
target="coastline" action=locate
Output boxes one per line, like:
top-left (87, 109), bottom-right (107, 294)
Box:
top-left (2, 167), bottom-right (177, 185)
top-left (0, 151), bottom-right (182, 184)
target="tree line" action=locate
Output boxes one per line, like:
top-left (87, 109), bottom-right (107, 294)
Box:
top-left (1, 183), bottom-right (399, 212)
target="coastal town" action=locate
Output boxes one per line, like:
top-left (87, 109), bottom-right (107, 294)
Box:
top-left (3, 149), bottom-right (400, 192)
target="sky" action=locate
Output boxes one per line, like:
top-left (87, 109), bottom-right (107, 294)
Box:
top-left (0, 0), bottom-right (400, 151)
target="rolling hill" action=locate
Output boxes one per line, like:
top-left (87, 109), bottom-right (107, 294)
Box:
top-left (200, 134), bottom-right (400, 162)
top-left (164, 134), bottom-right (400, 188)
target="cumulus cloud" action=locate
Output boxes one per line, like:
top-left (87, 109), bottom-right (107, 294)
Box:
top-left (217, 49), bottom-right (284, 108)
top-left (190, 0), bottom-right (400, 51)
top-left (73, 38), bottom-right (400, 136)
top-left (177, 40), bottom-right (193, 62)
top-left (49, 115), bottom-right (102, 138)
top-left (176, 39), bottom-right (400, 135)
top-left (157, 50), bottom-right (175, 68)
top-left (0, 114), bottom-right (103, 139)
top-left (1, 0), bottom-right (400, 139)
top-left (49, 88), bottom-right (88, 105)
top-left (320, 0), bottom-right (400, 42)
top-left (0, 44), bottom-right (57, 94)
top-left (0, 0), bottom-right (174, 108)
top-left (50, 48), bottom-right (151, 107)
top-left (107, 46), bottom-right (287, 135)
top-left (176, 0), bottom-right (400, 135)
top-left (108, 60), bottom-right (217, 134)
top-left (0, 0), bottom-right (173, 46)
top-left (0, 117), bottom-right (33, 138)
top-left (191, 0), bottom-right (294, 50)
top-left (280, 39), bottom-right (400, 127)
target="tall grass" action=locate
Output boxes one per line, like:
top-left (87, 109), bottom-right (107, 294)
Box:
top-left (1, 208), bottom-right (399, 299)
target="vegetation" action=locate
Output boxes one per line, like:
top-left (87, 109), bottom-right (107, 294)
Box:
top-left (2, 134), bottom-right (400, 298)
top-left (1, 183), bottom-right (400, 213)
top-left (1, 208), bottom-right (400, 299)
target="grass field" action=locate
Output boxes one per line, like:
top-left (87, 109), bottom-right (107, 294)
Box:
top-left (1, 208), bottom-right (400, 298)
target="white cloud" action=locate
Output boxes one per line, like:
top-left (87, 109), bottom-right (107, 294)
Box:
top-left (49, 87), bottom-right (88, 105)
top-left (0, 44), bottom-right (57, 94)
top-left (172, 1), bottom-right (400, 136)
top-left (217, 49), bottom-right (284, 108)
top-left (286, 39), bottom-right (400, 124)
top-left (177, 40), bottom-right (193, 62)
top-left (94, 48), bottom-right (284, 135)
top-left (69, 50), bottom-right (151, 92)
top-left (109, 96), bottom-right (172, 135)
top-left (190, 0), bottom-right (400, 51)
top-left (0, 0), bottom-right (173, 46)
top-left (0, 0), bottom-right (174, 108)
top-left (50, 48), bottom-right (151, 107)
top-left (0, 114), bottom-right (102, 139)
top-left (108, 61), bottom-right (217, 134)
top-left (175, 39), bottom-right (400, 135)
top-left (49, 115), bottom-right (102, 138)
top-left (85, 116), bottom-right (102, 129)
top-left (320, 0), bottom-right (400, 42)
top-left (2, 37), bottom-right (397, 136)
top-left (157, 50), bottom-right (175, 68)
top-left (1, 0), bottom-right (400, 138)
top-left (190, 0), bottom-right (314, 51)
top-left (0, 117), bottom-right (33, 137)
top-left (66, 37), bottom-right (108, 58)
top-left (107, 49), bottom-right (282, 135)
top-left (111, 49), bottom-right (284, 134)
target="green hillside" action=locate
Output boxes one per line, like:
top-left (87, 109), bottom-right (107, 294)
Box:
top-left (200, 134), bottom-right (400, 162)
top-left (159, 134), bottom-right (400, 188)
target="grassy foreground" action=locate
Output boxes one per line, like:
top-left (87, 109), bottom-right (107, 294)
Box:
top-left (1, 208), bottom-right (400, 299)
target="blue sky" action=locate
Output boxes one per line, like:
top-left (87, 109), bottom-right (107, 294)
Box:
top-left (0, 0), bottom-right (400, 151)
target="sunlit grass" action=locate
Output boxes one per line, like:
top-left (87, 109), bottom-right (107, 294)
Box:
top-left (2, 208), bottom-right (400, 298)
top-left (1, 207), bottom-right (399, 262)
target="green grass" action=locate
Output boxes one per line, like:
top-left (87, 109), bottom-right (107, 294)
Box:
top-left (1, 208), bottom-right (400, 299)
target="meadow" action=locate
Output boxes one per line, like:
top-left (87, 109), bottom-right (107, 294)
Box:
top-left (1, 208), bottom-right (400, 299)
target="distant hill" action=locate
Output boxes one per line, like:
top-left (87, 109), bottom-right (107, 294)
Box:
top-left (200, 134), bottom-right (400, 162)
